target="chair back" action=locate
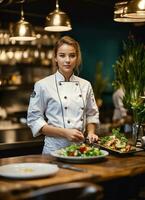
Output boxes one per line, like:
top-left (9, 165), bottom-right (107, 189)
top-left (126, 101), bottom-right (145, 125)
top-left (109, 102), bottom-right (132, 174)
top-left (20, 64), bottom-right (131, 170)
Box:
top-left (15, 182), bottom-right (103, 200)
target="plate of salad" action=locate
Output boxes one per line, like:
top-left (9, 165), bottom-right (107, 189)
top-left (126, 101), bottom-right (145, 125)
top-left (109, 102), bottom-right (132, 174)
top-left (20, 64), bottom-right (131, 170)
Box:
top-left (97, 128), bottom-right (143, 154)
top-left (50, 143), bottom-right (109, 163)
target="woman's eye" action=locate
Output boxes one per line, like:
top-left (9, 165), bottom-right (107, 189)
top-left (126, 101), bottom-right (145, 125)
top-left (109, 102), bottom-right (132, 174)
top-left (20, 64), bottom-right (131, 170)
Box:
top-left (58, 54), bottom-right (76, 58)
top-left (59, 54), bottom-right (65, 58)
top-left (70, 54), bottom-right (76, 58)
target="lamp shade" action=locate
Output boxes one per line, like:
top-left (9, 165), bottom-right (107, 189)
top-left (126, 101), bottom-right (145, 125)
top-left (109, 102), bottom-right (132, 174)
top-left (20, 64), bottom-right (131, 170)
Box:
top-left (124, 0), bottom-right (145, 18)
top-left (44, 9), bottom-right (72, 32)
top-left (114, 13), bottom-right (145, 22)
top-left (9, 19), bottom-right (36, 41)
top-left (114, 1), bottom-right (145, 22)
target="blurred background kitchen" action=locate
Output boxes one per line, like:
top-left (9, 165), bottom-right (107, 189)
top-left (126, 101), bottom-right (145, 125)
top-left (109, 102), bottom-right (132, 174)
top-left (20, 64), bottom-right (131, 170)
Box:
top-left (0, 0), bottom-right (145, 157)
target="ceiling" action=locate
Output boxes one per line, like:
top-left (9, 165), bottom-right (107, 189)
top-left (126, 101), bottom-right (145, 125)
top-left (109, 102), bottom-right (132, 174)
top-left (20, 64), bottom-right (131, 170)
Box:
top-left (0, 0), bottom-right (116, 28)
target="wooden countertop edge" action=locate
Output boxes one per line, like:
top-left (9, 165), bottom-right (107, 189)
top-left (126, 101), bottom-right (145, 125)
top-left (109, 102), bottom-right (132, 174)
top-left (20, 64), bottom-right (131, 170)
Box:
top-left (0, 153), bottom-right (145, 193)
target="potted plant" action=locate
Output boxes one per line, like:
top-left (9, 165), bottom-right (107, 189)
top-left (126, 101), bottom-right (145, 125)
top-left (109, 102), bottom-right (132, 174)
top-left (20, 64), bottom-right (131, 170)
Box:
top-left (113, 37), bottom-right (145, 144)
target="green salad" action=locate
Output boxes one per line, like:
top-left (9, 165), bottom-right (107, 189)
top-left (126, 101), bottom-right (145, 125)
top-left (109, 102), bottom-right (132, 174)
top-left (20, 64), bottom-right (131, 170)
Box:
top-left (59, 143), bottom-right (103, 157)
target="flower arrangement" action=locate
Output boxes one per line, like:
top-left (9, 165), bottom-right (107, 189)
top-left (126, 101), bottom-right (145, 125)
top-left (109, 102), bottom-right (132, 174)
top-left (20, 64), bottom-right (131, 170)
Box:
top-left (113, 37), bottom-right (145, 125)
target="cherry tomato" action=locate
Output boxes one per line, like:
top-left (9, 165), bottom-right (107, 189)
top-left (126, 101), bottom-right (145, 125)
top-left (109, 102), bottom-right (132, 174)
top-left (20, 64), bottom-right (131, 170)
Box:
top-left (79, 146), bottom-right (87, 153)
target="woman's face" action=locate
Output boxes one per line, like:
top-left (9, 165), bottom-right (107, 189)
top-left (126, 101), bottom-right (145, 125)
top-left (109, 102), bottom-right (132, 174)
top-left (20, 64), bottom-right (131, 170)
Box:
top-left (55, 43), bottom-right (77, 78)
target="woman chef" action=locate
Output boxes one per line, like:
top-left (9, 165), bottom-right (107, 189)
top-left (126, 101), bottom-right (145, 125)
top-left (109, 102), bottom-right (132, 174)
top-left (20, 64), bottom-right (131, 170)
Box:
top-left (27, 36), bottom-right (100, 154)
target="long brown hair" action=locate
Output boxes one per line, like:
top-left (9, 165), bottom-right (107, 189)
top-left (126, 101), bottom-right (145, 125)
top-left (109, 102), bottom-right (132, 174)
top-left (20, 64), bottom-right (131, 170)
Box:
top-left (52, 36), bottom-right (82, 73)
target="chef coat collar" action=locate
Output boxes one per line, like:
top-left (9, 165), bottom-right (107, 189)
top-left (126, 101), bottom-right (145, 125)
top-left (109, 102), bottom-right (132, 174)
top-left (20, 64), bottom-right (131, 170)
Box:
top-left (55, 70), bottom-right (76, 82)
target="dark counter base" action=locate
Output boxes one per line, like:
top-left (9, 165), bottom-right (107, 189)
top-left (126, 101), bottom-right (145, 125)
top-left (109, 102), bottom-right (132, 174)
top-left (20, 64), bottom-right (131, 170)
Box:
top-left (100, 174), bottom-right (145, 200)
top-left (0, 140), bottom-right (43, 158)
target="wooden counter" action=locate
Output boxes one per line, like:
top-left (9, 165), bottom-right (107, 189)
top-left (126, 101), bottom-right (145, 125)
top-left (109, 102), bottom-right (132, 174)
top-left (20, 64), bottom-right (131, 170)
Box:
top-left (0, 151), bottom-right (145, 199)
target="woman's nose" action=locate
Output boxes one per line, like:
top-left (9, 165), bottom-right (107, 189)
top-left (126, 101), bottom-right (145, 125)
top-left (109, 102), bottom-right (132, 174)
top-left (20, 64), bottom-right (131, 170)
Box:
top-left (65, 56), bottom-right (70, 62)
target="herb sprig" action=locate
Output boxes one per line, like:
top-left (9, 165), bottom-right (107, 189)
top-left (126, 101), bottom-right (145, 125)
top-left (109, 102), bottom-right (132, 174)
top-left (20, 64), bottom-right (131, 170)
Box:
top-left (112, 128), bottom-right (128, 143)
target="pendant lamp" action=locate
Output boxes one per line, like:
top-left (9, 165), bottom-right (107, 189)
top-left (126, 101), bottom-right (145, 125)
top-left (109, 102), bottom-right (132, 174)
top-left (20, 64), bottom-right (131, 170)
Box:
top-left (114, 1), bottom-right (145, 22)
top-left (44, 0), bottom-right (72, 32)
top-left (9, 3), bottom-right (36, 41)
top-left (124, 0), bottom-right (145, 18)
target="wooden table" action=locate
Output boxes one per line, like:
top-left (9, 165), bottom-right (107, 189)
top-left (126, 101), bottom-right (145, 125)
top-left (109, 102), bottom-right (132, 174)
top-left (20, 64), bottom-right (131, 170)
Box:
top-left (0, 151), bottom-right (145, 199)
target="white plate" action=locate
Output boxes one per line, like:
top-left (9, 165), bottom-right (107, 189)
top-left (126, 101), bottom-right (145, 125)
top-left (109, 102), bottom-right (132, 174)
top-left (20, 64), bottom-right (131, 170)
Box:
top-left (50, 149), bottom-right (109, 163)
top-left (0, 163), bottom-right (59, 179)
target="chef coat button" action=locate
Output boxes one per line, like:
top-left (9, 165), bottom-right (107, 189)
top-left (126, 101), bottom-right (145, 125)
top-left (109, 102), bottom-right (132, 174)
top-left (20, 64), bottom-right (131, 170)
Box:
top-left (64, 96), bottom-right (67, 99)
top-left (64, 107), bottom-right (67, 110)
top-left (81, 107), bottom-right (84, 110)
top-left (81, 118), bottom-right (83, 121)
top-left (67, 120), bottom-right (70, 124)
top-left (76, 83), bottom-right (78, 86)
top-left (59, 82), bottom-right (62, 86)
top-left (79, 94), bottom-right (82, 97)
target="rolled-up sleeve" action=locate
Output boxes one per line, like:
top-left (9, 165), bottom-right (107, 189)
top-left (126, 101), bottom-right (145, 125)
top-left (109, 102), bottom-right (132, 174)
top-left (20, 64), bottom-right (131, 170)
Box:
top-left (27, 82), bottom-right (47, 137)
top-left (86, 83), bottom-right (100, 124)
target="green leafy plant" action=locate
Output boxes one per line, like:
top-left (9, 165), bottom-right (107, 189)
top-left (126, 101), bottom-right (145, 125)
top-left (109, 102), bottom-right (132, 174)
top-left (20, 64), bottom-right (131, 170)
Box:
top-left (113, 38), bottom-right (145, 124)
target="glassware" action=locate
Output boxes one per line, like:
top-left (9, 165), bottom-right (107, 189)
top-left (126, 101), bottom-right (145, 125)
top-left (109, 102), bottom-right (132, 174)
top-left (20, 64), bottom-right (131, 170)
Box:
top-left (131, 123), bottom-right (143, 146)
top-left (141, 136), bottom-right (145, 148)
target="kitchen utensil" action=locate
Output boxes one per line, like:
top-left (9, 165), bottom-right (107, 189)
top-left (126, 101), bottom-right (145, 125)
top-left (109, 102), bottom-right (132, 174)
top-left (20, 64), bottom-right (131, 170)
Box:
top-left (50, 161), bottom-right (87, 172)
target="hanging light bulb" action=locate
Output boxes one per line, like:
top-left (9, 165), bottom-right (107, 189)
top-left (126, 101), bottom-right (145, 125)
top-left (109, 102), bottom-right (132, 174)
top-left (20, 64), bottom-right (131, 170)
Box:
top-left (114, 1), bottom-right (145, 22)
top-left (124, 0), bottom-right (145, 18)
top-left (9, 3), bottom-right (36, 41)
top-left (44, 0), bottom-right (72, 32)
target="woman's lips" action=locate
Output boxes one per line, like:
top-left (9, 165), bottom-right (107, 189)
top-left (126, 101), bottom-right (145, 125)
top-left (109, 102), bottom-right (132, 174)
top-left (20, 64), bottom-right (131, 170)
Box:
top-left (64, 65), bottom-right (71, 68)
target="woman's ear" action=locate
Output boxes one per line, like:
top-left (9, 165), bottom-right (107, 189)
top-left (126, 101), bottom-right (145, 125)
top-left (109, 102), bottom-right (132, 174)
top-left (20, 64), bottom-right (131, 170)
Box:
top-left (55, 58), bottom-right (58, 67)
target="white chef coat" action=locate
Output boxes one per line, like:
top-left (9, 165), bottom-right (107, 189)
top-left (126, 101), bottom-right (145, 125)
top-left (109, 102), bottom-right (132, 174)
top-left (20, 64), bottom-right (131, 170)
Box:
top-left (27, 70), bottom-right (99, 154)
top-left (112, 88), bottom-right (127, 121)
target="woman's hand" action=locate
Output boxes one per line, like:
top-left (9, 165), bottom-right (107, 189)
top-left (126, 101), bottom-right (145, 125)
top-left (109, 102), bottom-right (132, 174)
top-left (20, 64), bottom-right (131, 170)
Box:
top-left (86, 123), bottom-right (99, 144)
top-left (87, 133), bottom-right (99, 144)
top-left (64, 129), bottom-right (84, 142)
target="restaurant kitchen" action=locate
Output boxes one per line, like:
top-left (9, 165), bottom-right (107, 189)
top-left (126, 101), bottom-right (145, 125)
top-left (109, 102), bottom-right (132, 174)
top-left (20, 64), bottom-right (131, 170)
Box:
top-left (0, 1), bottom-right (145, 200)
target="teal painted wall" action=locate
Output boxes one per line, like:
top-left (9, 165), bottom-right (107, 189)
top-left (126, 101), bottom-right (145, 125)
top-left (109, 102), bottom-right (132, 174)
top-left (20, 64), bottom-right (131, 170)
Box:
top-left (61, 20), bottom-right (145, 121)
top-left (71, 23), bottom-right (130, 84)
top-left (64, 21), bottom-right (131, 106)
